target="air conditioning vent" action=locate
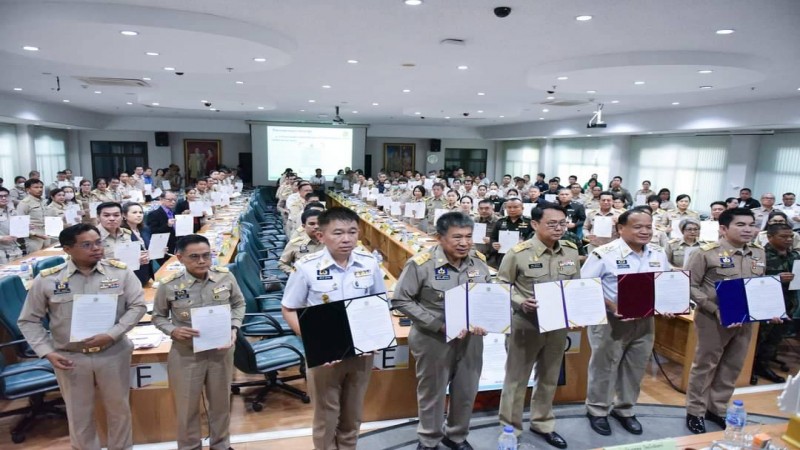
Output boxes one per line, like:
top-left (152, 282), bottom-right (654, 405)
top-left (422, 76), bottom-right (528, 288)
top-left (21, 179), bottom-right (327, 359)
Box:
top-left (73, 77), bottom-right (151, 87)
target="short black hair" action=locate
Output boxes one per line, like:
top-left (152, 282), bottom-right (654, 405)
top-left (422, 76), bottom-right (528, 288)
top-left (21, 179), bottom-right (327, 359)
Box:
top-left (548, 178), bottom-right (559, 183)
top-left (647, 194), bottom-right (661, 204)
top-left (478, 199), bottom-right (493, 207)
top-left (739, 188), bottom-right (752, 194)
top-left (304, 192), bottom-right (319, 201)
top-left (60, 223), bottom-right (100, 247)
top-left (718, 208), bottom-right (754, 227)
top-left (95, 177), bottom-right (108, 187)
top-left (617, 206), bottom-right (652, 226)
top-left (767, 210), bottom-right (788, 221)
top-left (413, 185), bottom-right (427, 196)
top-left (767, 223), bottom-right (793, 237)
top-left (14, 176), bottom-right (25, 183)
top-left (24, 179), bottom-right (43, 189)
top-left (432, 182), bottom-right (445, 190)
top-left (318, 207), bottom-right (359, 229)
top-left (658, 188), bottom-right (671, 199)
top-left (599, 190), bottom-right (615, 199)
top-left (537, 172), bottom-right (545, 178)
top-left (613, 176), bottom-right (623, 181)
top-left (531, 203), bottom-right (567, 221)
top-left (301, 208), bottom-right (322, 225)
top-left (436, 211), bottom-right (474, 236)
top-left (96, 201), bottom-right (122, 215)
top-left (710, 201), bottom-right (727, 209)
top-left (783, 192), bottom-right (796, 197)
top-left (176, 234), bottom-right (210, 253)
top-left (676, 194), bottom-right (691, 203)
top-left (0, 187), bottom-right (9, 194)
top-left (303, 201), bottom-right (326, 211)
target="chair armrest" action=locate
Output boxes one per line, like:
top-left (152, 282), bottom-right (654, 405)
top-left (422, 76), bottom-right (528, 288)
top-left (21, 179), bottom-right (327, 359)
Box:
top-left (252, 342), bottom-right (305, 366)
top-left (241, 313), bottom-right (285, 335)
top-left (0, 363), bottom-right (55, 379)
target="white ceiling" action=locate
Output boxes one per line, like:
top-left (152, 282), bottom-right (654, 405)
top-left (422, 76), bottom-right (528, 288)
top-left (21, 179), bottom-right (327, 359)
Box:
top-left (1, 0), bottom-right (799, 128)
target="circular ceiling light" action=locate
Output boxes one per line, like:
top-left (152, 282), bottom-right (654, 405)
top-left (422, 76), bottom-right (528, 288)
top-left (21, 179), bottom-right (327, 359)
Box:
top-left (308, 99), bottom-right (316, 103)
top-left (62, 99), bottom-right (70, 103)
top-left (257, 106), bottom-right (265, 110)
top-left (151, 102), bottom-right (159, 106)
top-left (142, 77), bottom-right (152, 81)
top-left (672, 102), bottom-right (680, 105)
top-left (372, 102), bottom-right (379, 106)
top-left (126, 102), bottom-right (133, 105)
top-left (611, 100), bottom-right (620, 103)
top-left (146, 52), bottom-right (159, 56)
top-left (94, 90), bottom-right (102, 94)
top-left (546, 96), bottom-right (555, 100)
top-left (321, 85), bottom-right (331, 89)
top-left (13, 88), bottom-right (22, 91)
top-left (347, 59), bottom-right (359, 64)
top-left (557, 76), bottom-right (569, 80)
top-left (22, 46), bottom-right (39, 51)
top-left (457, 65), bottom-right (468, 70)
top-left (352, 110), bottom-right (358, 114)
top-left (699, 85), bottom-right (713, 89)
top-left (404, 0), bottom-right (423, 5)
top-left (698, 69), bottom-right (713, 74)
top-left (402, 89), bottom-right (411, 93)
top-left (715, 29), bottom-right (735, 35)
top-left (235, 81), bottom-right (244, 85)
top-left (586, 90), bottom-right (597, 94)
top-left (163, 67), bottom-right (175, 71)
top-left (576, 15), bottom-right (593, 21)
top-left (634, 81), bottom-right (645, 85)
top-left (477, 92), bottom-right (485, 96)
top-left (253, 57), bottom-right (266, 62)
top-left (120, 30), bottom-right (139, 36)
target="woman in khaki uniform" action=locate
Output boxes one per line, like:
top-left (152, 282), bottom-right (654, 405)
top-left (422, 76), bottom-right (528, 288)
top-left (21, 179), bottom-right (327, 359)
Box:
top-left (76, 179), bottom-right (96, 224)
top-left (661, 194), bottom-right (700, 234)
top-left (91, 178), bottom-right (117, 203)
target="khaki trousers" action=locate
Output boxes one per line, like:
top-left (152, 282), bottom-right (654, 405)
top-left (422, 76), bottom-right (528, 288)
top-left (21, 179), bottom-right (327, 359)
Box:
top-left (307, 355), bottom-right (373, 450)
top-left (168, 343), bottom-right (234, 450)
top-left (685, 311), bottom-right (753, 416)
top-left (408, 326), bottom-right (483, 448)
top-left (54, 339), bottom-right (133, 450)
top-left (499, 315), bottom-right (567, 435)
top-left (586, 315), bottom-right (654, 417)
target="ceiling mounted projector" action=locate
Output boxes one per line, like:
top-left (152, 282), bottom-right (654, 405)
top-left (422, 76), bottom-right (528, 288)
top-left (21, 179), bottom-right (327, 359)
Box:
top-left (332, 106), bottom-right (346, 125)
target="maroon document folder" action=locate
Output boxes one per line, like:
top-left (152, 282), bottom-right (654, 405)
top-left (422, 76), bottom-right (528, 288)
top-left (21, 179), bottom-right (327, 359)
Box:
top-left (617, 272), bottom-right (655, 319)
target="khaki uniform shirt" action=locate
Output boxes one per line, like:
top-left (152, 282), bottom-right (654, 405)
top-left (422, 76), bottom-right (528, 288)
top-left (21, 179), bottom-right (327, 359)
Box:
top-left (9, 187), bottom-right (26, 206)
top-left (685, 239), bottom-right (766, 318)
top-left (45, 201), bottom-right (67, 221)
top-left (475, 214), bottom-right (499, 255)
top-left (751, 207), bottom-right (776, 229)
top-left (497, 237), bottom-right (580, 327)
top-left (18, 259), bottom-right (146, 355)
top-left (660, 209), bottom-right (700, 228)
top-left (16, 195), bottom-right (48, 235)
top-left (0, 206), bottom-right (21, 255)
top-left (583, 209), bottom-right (621, 247)
top-left (99, 226), bottom-right (132, 259)
top-left (278, 235), bottom-right (324, 273)
top-left (91, 189), bottom-right (117, 203)
top-left (425, 196), bottom-right (447, 230)
top-left (151, 267), bottom-right (246, 345)
top-left (391, 246), bottom-right (491, 335)
top-left (666, 238), bottom-right (705, 268)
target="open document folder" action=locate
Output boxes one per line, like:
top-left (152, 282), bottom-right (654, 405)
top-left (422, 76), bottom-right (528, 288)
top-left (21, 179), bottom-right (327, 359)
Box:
top-left (297, 294), bottom-right (396, 368)
top-left (534, 278), bottom-right (607, 333)
top-left (716, 276), bottom-right (788, 326)
top-left (617, 271), bottom-right (692, 319)
top-left (444, 283), bottom-right (512, 342)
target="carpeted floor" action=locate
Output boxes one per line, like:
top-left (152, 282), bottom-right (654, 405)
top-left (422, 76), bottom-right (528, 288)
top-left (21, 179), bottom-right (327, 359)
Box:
top-left (356, 403), bottom-right (787, 449)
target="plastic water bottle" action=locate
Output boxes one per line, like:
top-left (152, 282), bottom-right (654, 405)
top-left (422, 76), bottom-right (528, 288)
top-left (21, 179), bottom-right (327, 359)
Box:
top-left (724, 399), bottom-right (747, 443)
top-left (19, 261), bottom-right (30, 280)
top-left (498, 425), bottom-right (517, 450)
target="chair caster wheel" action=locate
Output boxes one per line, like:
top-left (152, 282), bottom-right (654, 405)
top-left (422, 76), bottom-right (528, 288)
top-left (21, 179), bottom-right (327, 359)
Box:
top-left (302, 395), bottom-right (311, 404)
top-left (231, 387), bottom-right (241, 395)
top-left (11, 432), bottom-right (25, 444)
top-left (252, 402), bottom-right (263, 412)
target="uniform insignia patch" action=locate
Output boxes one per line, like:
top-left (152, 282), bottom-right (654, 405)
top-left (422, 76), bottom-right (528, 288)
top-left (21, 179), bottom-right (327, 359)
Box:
top-left (316, 268), bottom-right (333, 280)
top-left (434, 266), bottom-right (450, 280)
top-left (99, 279), bottom-right (120, 289)
top-left (719, 256), bottom-right (735, 268)
top-left (54, 281), bottom-right (71, 294)
top-left (616, 259), bottom-right (630, 269)
top-left (174, 289), bottom-right (190, 300)
top-left (529, 263), bottom-right (544, 269)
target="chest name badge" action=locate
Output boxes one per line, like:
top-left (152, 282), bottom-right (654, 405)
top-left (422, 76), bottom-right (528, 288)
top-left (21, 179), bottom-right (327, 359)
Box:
top-left (467, 269), bottom-right (481, 278)
top-left (752, 260), bottom-right (765, 269)
top-left (354, 269), bottom-right (372, 278)
top-left (648, 261), bottom-right (661, 268)
top-left (54, 281), bottom-right (71, 295)
top-left (559, 260), bottom-right (575, 268)
top-left (529, 263), bottom-right (544, 269)
top-left (299, 245), bottom-right (309, 253)
top-left (616, 259), bottom-right (630, 269)
top-left (719, 256), bottom-right (735, 268)
top-left (316, 268), bottom-right (333, 280)
top-left (174, 289), bottom-right (190, 300)
top-left (100, 278), bottom-right (120, 289)
top-left (434, 266), bottom-right (450, 280)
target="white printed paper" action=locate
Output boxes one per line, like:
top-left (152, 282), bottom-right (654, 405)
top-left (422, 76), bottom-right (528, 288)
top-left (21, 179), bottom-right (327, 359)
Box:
top-left (444, 285), bottom-right (468, 342)
top-left (635, 194), bottom-right (647, 206)
top-left (544, 194), bottom-right (557, 203)
top-left (189, 201), bottom-right (205, 217)
top-left (789, 260), bottom-right (800, 290)
top-left (390, 202), bottom-right (402, 216)
top-left (45, 216), bottom-right (64, 237)
top-left (64, 205), bottom-right (80, 225)
top-left (654, 271), bottom-right (691, 314)
top-left (114, 242), bottom-right (141, 270)
top-left (175, 214), bottom-right (194, 236)
top-left (593, 216), bottom-right (613, 238)
top-left (535, 281), bottom-right (567, 333)
top-left (152, 188), bottom-right (163, 199)
top-left (467, 283), bottom-right (511, 334)
top-left (10, 215), bottom-right (30, 237)
top-left (562, 278), bottom-right (607, 327)
top-left (745, 277), bottom-right (788, 320)
top-left (351, 183), bottom-right (360, 195)
top-left (89, 202), bottom-right (101, 218)
top-left (523, 203), bottom-right (535, 217)
top-left (191, 305), bottom-right (232, 352)
top-left (700, 221), bottom-right (719, 242)
top-left (472, 222), bottom-right (487, 243)
top-left (404, 202), bottom-right (425, 219)
top-left (346, 295), bottom-right (396, 354)
top-left (497, 230), bottom-right (520, 254)
top-left (70, 294), bottom-right (117, 341)
top-left (669, 219), bottom-right (683, 239)
top-left (128, 190), bottom-right (145, 203)
top-left (144, 184), bottom-right (152, 195)
top-left (148, 233), bottom-right (171, 260)
top-left (162, 180), bottom-right (171, 190)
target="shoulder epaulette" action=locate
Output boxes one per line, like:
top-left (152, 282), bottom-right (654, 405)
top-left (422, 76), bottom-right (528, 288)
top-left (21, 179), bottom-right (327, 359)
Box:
top-left (354, 246), bottom-right (371, 256)
top-left (412, 251), bottom-right (432, 265)
top-left (107, 259), bottom-right (127, 269)
top-left (700, 242), bottom-right (720, 251)
top-left (211, 266), bottom-right (230, 272)
top-left (560, 240), bottom-right (578, 250)
top-left (649, 244), bottom-right (665, 252)
top-left (512, 240), bottom-right (533, 253)
top-left (669, 238), bottom-right (681, 244)
top-left (289, 236), bottom-right (306, 244)
top-left (39, 263), bottom-right (67, 277)
top-left (297, 251), bottom-right (323, 264)
top-left (749, 242), bottom-right (763, 249)
top-left (159, 271), bottom-right (183, 283)
top-left (592, 243), bottom-right (615, 258)
top-left (474, 250), bottom-right (486, 262)
top-left (121, 228), bottom-right (131, 234)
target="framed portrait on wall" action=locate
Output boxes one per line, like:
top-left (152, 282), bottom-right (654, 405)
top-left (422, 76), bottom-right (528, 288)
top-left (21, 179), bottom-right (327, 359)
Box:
top-left (383, 143), bottom-right (415, 174)
top-left (184, 139), bottom-right (221, 185)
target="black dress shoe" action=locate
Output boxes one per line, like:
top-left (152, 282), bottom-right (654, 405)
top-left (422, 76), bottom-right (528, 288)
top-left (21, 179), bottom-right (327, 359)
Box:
top-left (416, 443), bottom-right (437, 450)
top-left (772, 357), bottom-right (790, 372)
top-left (586, 413), bottom-right (612, 436)
top-left (530, 429), bottom-right (568, 449)
top-left (756, 366), bottom-right (786, 383)
top-left (705, 411), bottom-right (726, 429)
top-left (440, 436), bottom-right (473, 450)
top-left (610, 412), bottom-right (643, 435)
top-left (750, 373), bottom-right (758, 385)
top-left (686, 414), bottom-right (706, 434)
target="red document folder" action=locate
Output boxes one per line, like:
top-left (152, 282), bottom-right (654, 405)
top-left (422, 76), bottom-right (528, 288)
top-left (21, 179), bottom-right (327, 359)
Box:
top-left (617, 272), bottom-right (656, 319)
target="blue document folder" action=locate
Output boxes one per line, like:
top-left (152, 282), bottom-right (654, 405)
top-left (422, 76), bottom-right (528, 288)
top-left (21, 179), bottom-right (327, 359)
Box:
top-left (715, 278), bottom-right (749, 326)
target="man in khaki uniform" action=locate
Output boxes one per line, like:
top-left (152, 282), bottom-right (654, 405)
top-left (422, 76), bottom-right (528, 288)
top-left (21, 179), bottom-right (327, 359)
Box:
top-left (96, 202), bottom-right (132, 258)
top-left (751, 193), bottom-right (776, 229)
top-left (152, 234), bottom-right (245, 450)
top-left (583, 191), bottom-right (621, 252)
top-left (392, 212), bottom-right (492, 450)
top-left (425, 182), bottom-right (447, 232)
top-left (498, 204), bottom-right (579, 449)
top-left (278, 209), bottom-right (324, 273)
top-left (475, 199), bottom-right (499, 255)
top-left (18, 223), bottom-right (146, 450)
top-left (684, 209), bottom-right (781, 434)
top-left (0, 187), bottom-right (23, 263)
top-left (16, 178), bottom-right (49, 252)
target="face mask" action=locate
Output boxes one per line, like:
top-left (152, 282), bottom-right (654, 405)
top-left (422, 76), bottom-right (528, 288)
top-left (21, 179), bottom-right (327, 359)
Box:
top-left (398, 184), bottom-right (407, 189)
top-left (16, 183), bottom-right (24, 189)
top-left (489, 190), bottom-right (498, 197)
top-left (64, 193), bottom-right (74, 200)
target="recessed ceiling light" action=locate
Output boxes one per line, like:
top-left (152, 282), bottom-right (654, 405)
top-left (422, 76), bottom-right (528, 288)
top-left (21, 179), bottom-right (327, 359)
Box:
top-left (257, 106), bottom-right (265, 110)
top-left (120, 30), bottom-right (139, 36)
top-left (546, 96), bottom-right (555, 100)
top-left (716, 29), bottom-right (735, 35)
top-left (235, 81), bottom-right (244, 85)
top-left (542, 108), bottom-right (549, 112)
top-left (22, 46), bottom-right (39, 51)
top-left (477, 92), bottom-right (485, 96)
top-left (586, 90), bottom-right (597, 94)
top-left (352, 110), bottom-right (358, 114)
top-left (477, 110), bottom-right (484, 113)
top-left (797, 87), bottom-right (800, 91)
top-left (700, 85), bottom-right (713, 89)
top-left (13, 88), bottom-right (22, 91)
top-left (347, 59), bottom-right (359, 64)
top-left (404, 0), bottom-right (423, 5)
top-left (457, 65), bottom-right (468, 70)
top-left (575, 15), bottom-right (593, 21)
top-left (611, 100), bottom-right (620, 104)
top-left (308, 99), bottom-right (316, 103)
top-left (539, 117), bottom-right (545, 120)
top-left (499, 115), bottom-right (505, 118)
top-left (151, 102), bottom-right (159, 106)
top-left (94, 90), bottom-right (102, 94)
top-left (209, 108), bottom-right (217, 111)
top-left (587, 134), bottom-right (592, 137)
top-left (634, 81), bottom-right (645, 85)
top-left (372, 102), bottom-right (379, 106)
top-left (163, 67), bottom-right (175, 71)
top-left (253, 57), bottom-right (266, 62)
top-left (146, 52), bottom-right (159, 56)
top-left (414, 112), bottom-right (421, 115)
top-left (300, 109), bottom-right (306, 112)
top-left (557, 76), bottom-right (569, 80)
top-left (698, 69), bottom-right (713, 74)
top-left (672, 102), bottom-right (680, 105)
top-left (444, 116), bottom-right (451, 119)
top-left (402, 89), bottom-right (411, 93)
top-left (126, 102), bottom-right (133, 105)
top-left (322, 85), bottom-right (331, 89)
top-left (62, 99), bottom-right (70, 103)
top-left (142, 77), bottom-right (151, 81)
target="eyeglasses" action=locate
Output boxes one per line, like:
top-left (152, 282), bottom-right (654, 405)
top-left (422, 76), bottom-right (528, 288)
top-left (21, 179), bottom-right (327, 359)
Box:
top-left (0, 195), bottom-right (8, 198)
top-left (185, 252), bottom-right (212, 261)
top-left (73, 240), bottom-right (103, 250)
top-left (683, 227), bottom-right (700, 232)
top-left (541, 221), bottom-right (568, 229)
